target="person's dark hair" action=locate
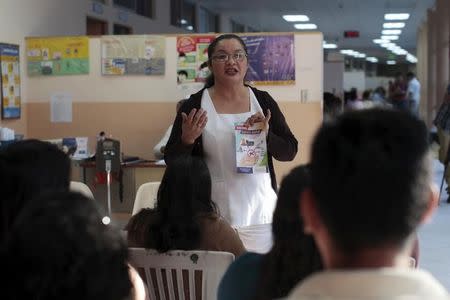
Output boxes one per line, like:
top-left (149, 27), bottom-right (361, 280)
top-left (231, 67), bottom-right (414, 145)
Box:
top-left (406, 71), bottom-right (415, 79)
top-left (2, 191), bottom-right (132, 300)
top-left (0, 139), bottom-right (71, 242)
top-left (205, 34), bottom-right (248, 88)
top-left (127, 155), bottom-right (217, 252)
top-left (310, 108), bottom-right (431, 252)
top-left (362, 90), bottom-right (371, 100)
top-left (177, 70), bottom-right (188, 76)
top-left (254, 165), bottom-right (322, 300)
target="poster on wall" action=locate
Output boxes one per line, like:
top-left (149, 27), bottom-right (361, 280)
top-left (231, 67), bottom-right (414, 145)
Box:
top-left (0, 43), bottom-right (21, 119)
top-left (176, 35), bottom-right (215, 98)
top-left (101, 35), bottom-right (165, 75)
top-left (241, 34), bottom-right (295, 85)
top-left (26, 36), bottom-right (89, 76)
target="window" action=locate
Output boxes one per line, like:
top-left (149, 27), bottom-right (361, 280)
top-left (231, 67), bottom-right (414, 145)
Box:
top-left (113, 23), bottom-right (133, 35)
top-left (171, 0), bottom-right (196, 31)
top-left (199, 7), bottom-right (218, 33)
top-left (231, 20), bottom-right (245, 33)
top-left (136, 0), bottom-right (153, 18)
top-left (113, 0), bottom-right (153, 18)
top-left (86, 17), bottom-right (108, 35)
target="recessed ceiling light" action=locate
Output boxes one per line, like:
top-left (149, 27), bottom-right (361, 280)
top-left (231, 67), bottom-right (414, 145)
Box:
top-left (381, 35), bottom-right (399, 40)
top-left (283, 15), bottom-right (309, 22)
top-left (294, 23), bottom-right (317, 30)
top-left (323, 43), bottom-right (337, 49)
top-left (382, 29), bottom-right (402, 35)
top-left (384, 13), bottom-right (410, 20)
top-left (186, 25), bottom-right (194, 31)
top-left (373, 39), bottom-right (385, 44)
top-left (180, 19), bottom-right (188, 25)
top-left (383, 22), bottom-right (405, 29)
top-left (387, 60), bottom-right (397, 65)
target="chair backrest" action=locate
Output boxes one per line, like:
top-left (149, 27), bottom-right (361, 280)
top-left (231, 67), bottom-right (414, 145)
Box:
top-left (70, 181), bottom-right (94, 199)
top-left (132, 182), bottom-right (160, 215)
top-left (128, 248), bottom-right (235, 300)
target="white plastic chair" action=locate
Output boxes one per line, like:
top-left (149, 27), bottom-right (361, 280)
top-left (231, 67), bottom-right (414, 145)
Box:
top-left (128, 248), bottom-right (234, 300)
top-left (70, 181), bottom-right (94, 199)
top-left (132, 182), bottom-right (160, 215)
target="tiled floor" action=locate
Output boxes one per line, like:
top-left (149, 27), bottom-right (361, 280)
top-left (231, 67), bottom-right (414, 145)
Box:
top-left (419, 159), bottom-right (450, 289)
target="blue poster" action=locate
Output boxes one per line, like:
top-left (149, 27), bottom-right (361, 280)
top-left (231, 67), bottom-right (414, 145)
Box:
top-left (241, 35), bottom-right (295, 85)
top-left (0, 43), bottom-right (21, 119)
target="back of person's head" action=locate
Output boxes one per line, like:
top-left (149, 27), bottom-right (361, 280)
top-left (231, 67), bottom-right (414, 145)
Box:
top-left (255, 165), bottom-right (322, 300)
top-left (0, 139), bottom-right (70, 241)
top-left (362, 90), bottom-right (371, 100)
top-left (309, 108), bottom-right (432, 253)
top-left (407, 71), bottom-right (415, 79)
top-left (145, 155), bottom-right (216, 252)
top-left (2, 191), bottom-right (132, 300)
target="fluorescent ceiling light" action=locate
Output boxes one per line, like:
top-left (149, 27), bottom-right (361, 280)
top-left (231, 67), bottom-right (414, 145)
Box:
top-left (385, 13), bottom-right (410, 21)
top-left (373, 39), bottom-right (385, 44)
top-left (366, 57), bottom-right (378, 63)
top-left (381, 35), bottom-right (399, 40)
top-left (407, 54), bottom-right (418, 63)
top-left (283, 15), bottom-right (309, 22)
top-left (294, 23), bottom-right (317, 30)
top-left (387, 60), bottom-right (396, 65)
top-left (393, 49), bottom-right (407, 55)
top-left (383, 22), bottom-right (405, 29)
top-left (380, 43), bottom-right (395, 48)
top-left (186, 25), bottom-right (194, 31)
top-left (323, 43), bottom-right (337, 49)
top-left (180, 19), bottom-right (188, 25)
top-left (356, 53), bottom-right (366, 58)
top-left (382, 29), bottom-right (402, 35)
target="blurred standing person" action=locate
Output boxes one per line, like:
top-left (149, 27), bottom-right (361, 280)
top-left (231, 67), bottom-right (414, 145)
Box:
top-left (407, 72), bottom-right (421, 117)
top-left (165, 34), bottom-right (298, 227)
top-left (390, 72), bottom-right (408, 111)
top-left (433, 83), bottom-right (450, 203)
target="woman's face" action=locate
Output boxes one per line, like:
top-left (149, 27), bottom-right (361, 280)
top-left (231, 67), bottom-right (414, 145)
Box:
top-left (209, 38), bottom-right (248, 86)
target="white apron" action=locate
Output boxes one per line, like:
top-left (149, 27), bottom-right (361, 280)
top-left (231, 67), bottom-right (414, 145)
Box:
top-left (201, 88), bottom-right (277, 227)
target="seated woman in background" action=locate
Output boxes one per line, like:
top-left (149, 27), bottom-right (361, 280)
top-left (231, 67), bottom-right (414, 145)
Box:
top-left (218, 165), bottom-right (323, 300)
top-left (0, 139), bottom-right (71, 243)
top-left (126, 155), bottom-right (245, 257)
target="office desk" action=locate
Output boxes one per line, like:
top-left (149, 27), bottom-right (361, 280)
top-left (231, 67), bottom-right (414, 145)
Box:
top-left (72, 160), bottom-right (166, 213)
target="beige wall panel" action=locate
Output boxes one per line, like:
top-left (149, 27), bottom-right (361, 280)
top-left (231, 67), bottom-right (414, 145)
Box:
top-left (27, 101), bottom-right (322, 183)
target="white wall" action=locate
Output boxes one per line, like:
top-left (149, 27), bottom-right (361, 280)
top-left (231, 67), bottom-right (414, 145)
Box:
top-left (365, 76), bottom-right (392, 91)
top-left (324, 61), bottom-right (344, 96)
top-left (343, 71), bottom-right (365, 94)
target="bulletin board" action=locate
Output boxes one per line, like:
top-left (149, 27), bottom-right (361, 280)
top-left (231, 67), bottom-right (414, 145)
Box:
top-left (0, 43), bottom-right (21, 119)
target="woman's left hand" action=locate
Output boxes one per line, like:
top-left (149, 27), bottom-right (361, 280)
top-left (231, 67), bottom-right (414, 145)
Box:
top-left (244, 109), bottom-right (271, 131)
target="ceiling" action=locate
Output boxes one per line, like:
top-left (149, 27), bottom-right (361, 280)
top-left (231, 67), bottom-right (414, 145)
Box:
top-left (197, 0), bottom-right (436, 62)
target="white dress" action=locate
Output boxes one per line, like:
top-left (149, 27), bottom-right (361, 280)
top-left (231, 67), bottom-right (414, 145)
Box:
top-left (201, 88), bottom-right (277, 227)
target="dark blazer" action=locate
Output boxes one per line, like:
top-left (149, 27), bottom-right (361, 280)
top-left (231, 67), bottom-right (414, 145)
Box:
top-left (164, 86), bottom-right (298, 191)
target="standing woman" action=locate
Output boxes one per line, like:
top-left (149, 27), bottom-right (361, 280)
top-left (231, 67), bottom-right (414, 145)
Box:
top-left (165, 34), bottom-right (298, 227)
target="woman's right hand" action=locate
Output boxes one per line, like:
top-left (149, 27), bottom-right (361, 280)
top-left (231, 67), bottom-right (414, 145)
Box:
top-left (181, 108), bottom-right (208, 145)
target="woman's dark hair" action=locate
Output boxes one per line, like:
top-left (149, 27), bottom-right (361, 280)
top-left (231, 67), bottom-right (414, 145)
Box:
top-left (0, 139), bottom-right (71, 242)
top-left (129, 155), bottom-right (217, 252)
top-left (204, 34), bottom-right (248, 88)
top-left (254, 165), bottom-right (322, 300)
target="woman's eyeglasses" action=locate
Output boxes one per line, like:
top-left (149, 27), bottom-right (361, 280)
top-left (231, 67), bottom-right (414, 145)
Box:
top-left (211, 52), bottom-right (247, 63)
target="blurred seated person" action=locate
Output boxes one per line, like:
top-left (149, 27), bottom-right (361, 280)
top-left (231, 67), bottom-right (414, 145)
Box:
top-left (345, 88), bottom-right (363, 111)
top-left (218, 165), bottom-right (322, 300)
top-left (0, 139), bottom-right (70, 243)
top-left (153, 99), bottom-right (187, 159)
top-left (1, 191), bottom-right (144, 300)
top-left (323, 92), bottom-right (343, 122)
top-left (126, 155), bottom-right (245, 257)
top-left (288, 109), bottom-right (447, 299)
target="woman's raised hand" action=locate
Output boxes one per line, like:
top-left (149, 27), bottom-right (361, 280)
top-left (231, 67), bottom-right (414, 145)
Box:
top-left (181, 108), bottom-right (208, 145)
top-left (244, 109), bottom-right (271, 131)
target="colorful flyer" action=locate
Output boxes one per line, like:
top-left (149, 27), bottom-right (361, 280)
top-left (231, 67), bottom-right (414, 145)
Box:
top-left (235, 122), bottom-right (269, 174)
top-left (26, 36), bottom-right (89, 76)
top-left (101, 35), bottom-right (165, 75)
top-left (176, 35), bottom-right (215, 84)
top-left (240, 34), bottom-right (295, 85)
top-left (0, 43), bottom-right (21, 119)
